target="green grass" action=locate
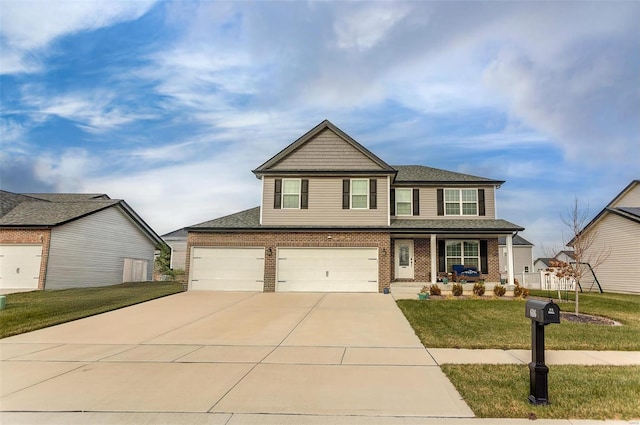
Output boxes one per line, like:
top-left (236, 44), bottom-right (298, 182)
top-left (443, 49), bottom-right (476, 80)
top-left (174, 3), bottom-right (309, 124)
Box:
top-left (442, 364), bottom-right (640, 420)
top-left (396, 292), bottom-right (640, 350)
top-left (0, 281), bottom-right (184, 338)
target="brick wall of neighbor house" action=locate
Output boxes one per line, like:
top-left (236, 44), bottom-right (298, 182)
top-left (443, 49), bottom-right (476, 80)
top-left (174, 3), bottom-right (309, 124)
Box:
top-left (187, 231), bottom-right (392, 292)
top-left (0, 228), bottom-right (51, 290)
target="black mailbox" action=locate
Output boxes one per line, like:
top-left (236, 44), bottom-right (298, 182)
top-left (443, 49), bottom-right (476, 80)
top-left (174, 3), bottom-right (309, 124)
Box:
top-left (525, 299), bottom-right (560, 405)
top-left (525, 299), bottom-right (560, 324)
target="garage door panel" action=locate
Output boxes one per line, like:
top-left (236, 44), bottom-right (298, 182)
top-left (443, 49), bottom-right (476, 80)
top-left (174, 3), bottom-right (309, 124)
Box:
top-left (277, 248), bottom-right (378, 293)
top-left (190, 247), bottom-right (264, 291)
top-left (0, 245), bottom-right (42, 290)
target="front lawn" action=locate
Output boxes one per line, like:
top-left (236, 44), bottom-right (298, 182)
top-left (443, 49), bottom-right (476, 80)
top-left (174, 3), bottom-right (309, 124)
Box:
top-left (442, 364), bottom-right (640, 420)
top-left (0, 281), bottom-right (184, 338)
top-left (396, 292), bottom-right (640, 350)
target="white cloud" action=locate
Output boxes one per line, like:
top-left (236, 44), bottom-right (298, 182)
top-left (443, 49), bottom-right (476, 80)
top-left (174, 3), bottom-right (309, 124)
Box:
top-left (334, 3), bottom-right (411, 51)
top-left (34, 149), bottom-right (93, 192)
top-left (21, 90), bottom-right (154, 133)
top-left (0, 0), bottom-right (156, 74)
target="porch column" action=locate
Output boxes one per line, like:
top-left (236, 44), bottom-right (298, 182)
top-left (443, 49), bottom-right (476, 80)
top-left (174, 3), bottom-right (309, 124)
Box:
top-left (506, 233), bottom-right (515, 285)
top-left (430, 234), bottom-right (437, 283)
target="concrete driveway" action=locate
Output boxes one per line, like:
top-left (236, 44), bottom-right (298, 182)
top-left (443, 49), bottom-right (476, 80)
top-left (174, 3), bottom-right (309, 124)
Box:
top-left (0, 292), bottom-right (473, 420)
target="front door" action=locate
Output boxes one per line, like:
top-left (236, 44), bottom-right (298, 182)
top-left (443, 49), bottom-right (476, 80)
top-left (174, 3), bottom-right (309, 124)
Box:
top-left (395, 240), bottom-right (414, 279)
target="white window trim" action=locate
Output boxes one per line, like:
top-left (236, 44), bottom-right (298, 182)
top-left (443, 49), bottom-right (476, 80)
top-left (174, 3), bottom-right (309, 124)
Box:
top-left (444, 188), bottom-right (479, 216)
top-left (445, 239), bottom-right (481, 272)
top-left (350, 178), bottom-right (369, 210)
top-left (282, 178), bottom-right (301, 209)
top-left (395, 188), bottom-right (413, 216)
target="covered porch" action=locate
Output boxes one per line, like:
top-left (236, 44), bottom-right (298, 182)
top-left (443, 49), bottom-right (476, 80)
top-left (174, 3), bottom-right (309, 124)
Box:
top-left (388, 218), bottom-right (524, 289)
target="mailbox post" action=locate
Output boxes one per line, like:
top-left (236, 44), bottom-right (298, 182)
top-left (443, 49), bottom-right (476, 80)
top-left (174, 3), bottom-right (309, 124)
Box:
top-left (525, 299), bottom-right (560, 405)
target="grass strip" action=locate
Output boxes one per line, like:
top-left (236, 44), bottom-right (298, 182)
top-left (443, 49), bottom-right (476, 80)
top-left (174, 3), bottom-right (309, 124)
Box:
top-left (441, 364), bottom-right (640, 420)
top-left (0, 281), bottom-right (183, 338)
top-left (397, 292), bottom-right (640, 350)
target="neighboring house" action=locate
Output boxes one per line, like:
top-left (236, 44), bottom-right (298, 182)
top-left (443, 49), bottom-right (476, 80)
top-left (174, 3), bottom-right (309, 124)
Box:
top-left (162, 228), bottom-right (188, 270)
top-left (554, 250), bottom-right (575, 264)
top-left (498, 235), bottom-right (534, 279)
top-left (0, 191), bottom-right (164, 291)
top-left (185, 120), bottom-right (523, 293)
top-left (569, 180), bottom-right (640, 294)
top-left (534, 258), bottom-right (553, 271)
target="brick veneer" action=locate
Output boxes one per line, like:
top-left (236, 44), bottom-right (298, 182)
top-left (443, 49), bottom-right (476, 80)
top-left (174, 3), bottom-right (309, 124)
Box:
top-left (187, 231), bottom-right (392, 292)
top-left (391, 237), bottom-right (501, 283)
top-left (0, 229), bottom-right (51, 290)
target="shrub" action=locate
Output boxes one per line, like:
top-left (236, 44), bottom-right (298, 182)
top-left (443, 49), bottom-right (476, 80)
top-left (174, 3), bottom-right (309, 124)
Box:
top-left (493, 285), bottom-right (506, 297)
top-left (452, 283), bottom-right (463, 296)
top-left (420, 285), bottom-right (430, 294)
top-left (513, 283), bottom-right (529, 298)
top-left (472, 282), bottom-right (485, 296)
top-left (430, 284), bottom-right (441, 296)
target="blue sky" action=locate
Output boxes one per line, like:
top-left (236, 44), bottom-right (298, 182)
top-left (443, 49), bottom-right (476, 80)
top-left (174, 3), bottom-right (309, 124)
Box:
top-left (1, 1), bottom-right (638, 257)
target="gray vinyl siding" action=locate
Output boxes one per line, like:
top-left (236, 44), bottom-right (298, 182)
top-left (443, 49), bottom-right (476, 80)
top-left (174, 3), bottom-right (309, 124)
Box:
top-left (611, 184), bottom-right (640, 207)
top-left (582, 213), bottom-right (640, 294)
top-left (392, 186), bottom-right (496, 219)
top-left (45, 207), bottom-right (156, 289)
top-left (169, 240), bottom-right (187, 270)
top-left (262, 176), bottom-right (389, 226)
top-left (270, 129), bottom-right (386, 171)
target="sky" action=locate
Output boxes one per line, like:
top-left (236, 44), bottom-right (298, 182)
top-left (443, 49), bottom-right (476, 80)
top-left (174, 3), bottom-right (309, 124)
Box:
top-left (1, 0), bottom-right (638, 258)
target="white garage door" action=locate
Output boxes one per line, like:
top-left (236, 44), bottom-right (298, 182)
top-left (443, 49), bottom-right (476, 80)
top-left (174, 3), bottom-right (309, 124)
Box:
top-left (0, 245), bottom-right (42, 290)
top-left (277, 248), bottom-right (378, 292)
top-left (190, 247), bottom-right (265, 291)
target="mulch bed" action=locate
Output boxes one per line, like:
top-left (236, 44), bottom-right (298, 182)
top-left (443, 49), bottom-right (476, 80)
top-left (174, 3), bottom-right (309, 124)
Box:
top-left (560, 312), bottom-right (621, 326)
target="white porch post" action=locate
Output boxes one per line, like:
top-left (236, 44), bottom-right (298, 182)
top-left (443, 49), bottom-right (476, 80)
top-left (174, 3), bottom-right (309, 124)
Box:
top-left (430, 234), bottom-right (437, 283)
top-left (506, 233), bottom-right (515, 285)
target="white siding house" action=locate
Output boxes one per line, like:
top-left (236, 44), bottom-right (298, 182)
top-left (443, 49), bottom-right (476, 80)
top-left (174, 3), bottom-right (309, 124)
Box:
top-left (0, 191), bottom-right (164, 291)
top-left (571, 180), bottom-right (640, 294)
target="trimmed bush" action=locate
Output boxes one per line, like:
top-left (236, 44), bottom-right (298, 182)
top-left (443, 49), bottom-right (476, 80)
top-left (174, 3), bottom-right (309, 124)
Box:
top-left (513, 283), bottom-right (529, 298)
top-left (452, 283), bottom-right (463, 296)
top-left (493, 285), bottom-right (506, 297)
top-left (430, 284), bottom-right (442, 296)
top-left (472, 282), bottom-right (485, 296)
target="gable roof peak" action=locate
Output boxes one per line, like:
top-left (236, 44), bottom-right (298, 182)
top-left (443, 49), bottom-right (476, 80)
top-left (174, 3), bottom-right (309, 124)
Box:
top-left (253, 120), bottom-right (395, 176)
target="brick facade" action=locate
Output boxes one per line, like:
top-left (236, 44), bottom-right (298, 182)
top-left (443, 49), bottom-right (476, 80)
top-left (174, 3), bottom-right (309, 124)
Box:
top-left (0, 228), bottom-right (51, 290)
top-left (390, 237), bottom-right (501, 283)
top-left (186, 232), bottom-right (503, 292)
top-left (187, 231), bottom-right (392, 292)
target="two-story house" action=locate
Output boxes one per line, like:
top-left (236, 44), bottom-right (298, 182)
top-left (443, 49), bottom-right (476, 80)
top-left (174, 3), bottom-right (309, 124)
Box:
top-left (186, 120), bottom-right (524, 293)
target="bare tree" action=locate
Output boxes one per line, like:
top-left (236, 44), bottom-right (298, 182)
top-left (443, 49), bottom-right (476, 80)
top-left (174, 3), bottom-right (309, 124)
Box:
top-left (559, 198), bottom-right (610, 314)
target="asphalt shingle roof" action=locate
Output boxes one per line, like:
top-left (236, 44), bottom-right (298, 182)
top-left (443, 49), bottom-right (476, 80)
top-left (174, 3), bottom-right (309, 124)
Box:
top-left (498, 235), bottom-right (534, 246)
top-left (0, 200), bottom-right (119, 226)
top-left (392, 165), bottom-right (503, 184)
top-left (26, 193), bottom-right (109, 202)
top-left (188, 207), bottom-right (523, 233)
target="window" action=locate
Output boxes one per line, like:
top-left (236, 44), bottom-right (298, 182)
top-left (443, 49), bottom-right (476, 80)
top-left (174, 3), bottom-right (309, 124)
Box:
top-left (351, 179), bottom-right (368, 209)
top-left (446, 240), bottom-right (480, 271)
top-left (282, 179), bottom-right (300, 209)
top-left (445, 188), bottom-right (478, 216)
top-left (395, 188), bottom-right (412, 216)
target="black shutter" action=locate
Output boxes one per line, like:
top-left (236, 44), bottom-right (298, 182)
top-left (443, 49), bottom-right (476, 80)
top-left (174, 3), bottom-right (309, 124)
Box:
top-left (412, 188), bottom-right (420, 216)
top-left (301, 179), bottom-right (309, 209)
top-left (438, 240), bottom-right (446, 272)
top-left (274, 179), bottom-right (282, 209)
top-left (480, 240), bottom-right (488, 272)
top-left (390, 188), bottom-right (396, 216)
top-left (369, 179), bottom-right (377, 209)
top-left (478, 189), bottom-right (485, 216)
top-left (437, 189), bottom-right (444, 216)
top-left (342, 179), bottom-right (350, 209)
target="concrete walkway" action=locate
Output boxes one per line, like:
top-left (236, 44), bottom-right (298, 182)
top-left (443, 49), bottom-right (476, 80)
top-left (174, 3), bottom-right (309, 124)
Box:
top-left (1, 292), bottom-right (638, 425)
